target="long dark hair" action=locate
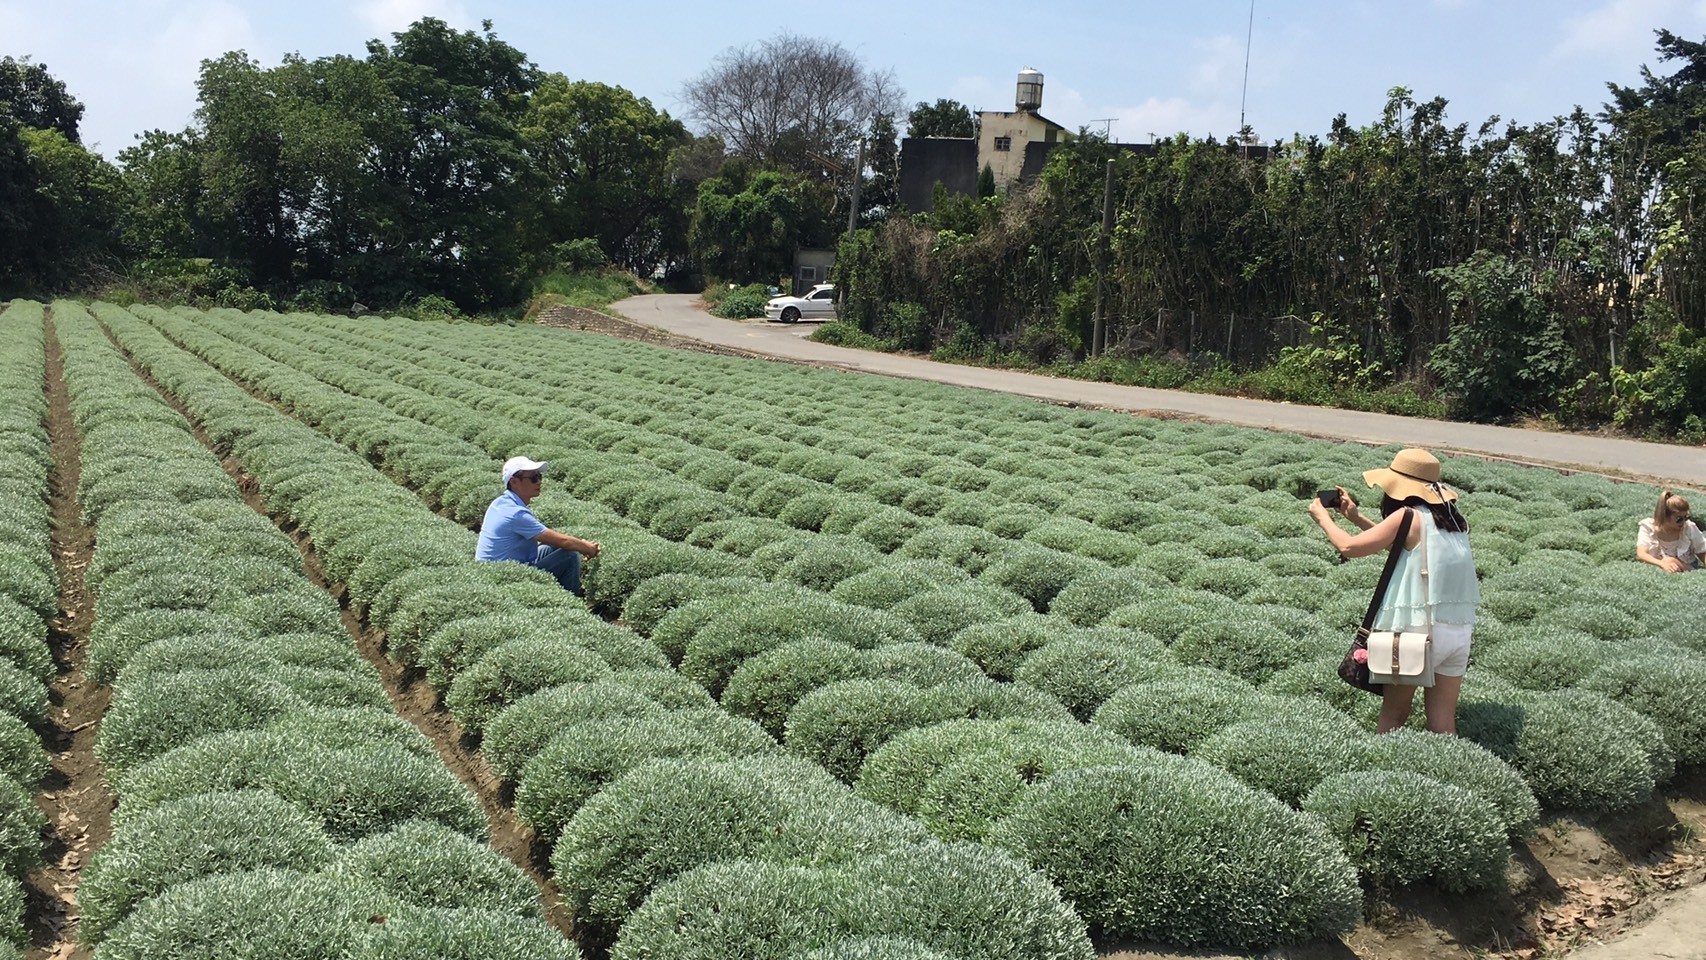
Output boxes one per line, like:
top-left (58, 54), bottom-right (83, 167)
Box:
top-left (1381, 495), bottom-right (1470, 534)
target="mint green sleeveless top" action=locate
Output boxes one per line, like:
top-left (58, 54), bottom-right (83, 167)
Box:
top-left (1373, 509), bottom-right (1481, 630)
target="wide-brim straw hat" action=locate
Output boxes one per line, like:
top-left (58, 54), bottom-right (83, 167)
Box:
top-left (1363, 448), bottom-right (1458, 504)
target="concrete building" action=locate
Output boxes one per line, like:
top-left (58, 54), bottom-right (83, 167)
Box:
top-left (976, 68), bottom-right (1068, 190)
top-left (899, 68), bottom-right (1067, 212)
top-left (898, 67), bottom-right (1268, 213)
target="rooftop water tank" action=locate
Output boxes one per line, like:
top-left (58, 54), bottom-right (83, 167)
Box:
top-left (1016, 68), bottom-right (1043, 112)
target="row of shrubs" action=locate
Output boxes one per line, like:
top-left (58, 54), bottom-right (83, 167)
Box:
top-left (112, 307), bottom-right (1539, 942)
top-left (96, 304), bottom-right (1108, 958)
top-left (164, 307), bottom-right (1703, 817)
top-left (0, 303), bottom-right (56, 957)
top-left (50, 301), bottom-right (581, 958)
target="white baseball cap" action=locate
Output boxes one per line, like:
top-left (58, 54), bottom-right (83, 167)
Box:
top-left (501, 455), bottom-right (548, 487)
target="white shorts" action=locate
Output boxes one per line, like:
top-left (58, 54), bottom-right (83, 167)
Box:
top-left (1430, 622), bottom-right (1472, 678)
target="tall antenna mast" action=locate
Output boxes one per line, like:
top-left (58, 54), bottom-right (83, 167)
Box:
top-left (1239, 0), bottom-right (1255, 139)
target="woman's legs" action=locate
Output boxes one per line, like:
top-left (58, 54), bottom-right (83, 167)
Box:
top-left (1421, 673), bottom-right (1463, 735)
top-left (1376, 684), bottom-right (1415, 733)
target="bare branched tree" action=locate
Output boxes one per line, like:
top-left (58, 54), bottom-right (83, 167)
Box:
top-left (680, 34), bottom-right (903, 171)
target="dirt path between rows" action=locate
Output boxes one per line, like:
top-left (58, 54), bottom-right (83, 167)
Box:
top-left (26, 316), bottom-right (113, 960)
top-left (95, 321), bottom-right (572, 937)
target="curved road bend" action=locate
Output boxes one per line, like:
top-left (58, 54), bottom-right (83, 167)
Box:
top-left (609, 294), bottom-right (1706, 491)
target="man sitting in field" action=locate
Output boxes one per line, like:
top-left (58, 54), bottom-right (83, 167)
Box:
top-left (475, 456), bottom-right (601, 595)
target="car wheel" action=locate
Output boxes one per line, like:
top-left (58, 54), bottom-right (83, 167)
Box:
top-left (781, 307), bottom-right (800, 323)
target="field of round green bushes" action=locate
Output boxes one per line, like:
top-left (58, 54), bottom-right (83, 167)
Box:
top-left (10, 297), bottom-right (1706, 956)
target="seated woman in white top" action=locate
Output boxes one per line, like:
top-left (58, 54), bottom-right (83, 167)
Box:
top-left (1636, 490), bottom-right (1705, 573)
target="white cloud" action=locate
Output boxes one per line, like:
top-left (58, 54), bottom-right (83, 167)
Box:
top-left (355, 0), bottom-right (472, 36)
top-left (1551, 0), bottom-right (1696, 59)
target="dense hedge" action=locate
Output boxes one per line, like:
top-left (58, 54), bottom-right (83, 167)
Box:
top-left (0, 302), bottom-right (54, 951)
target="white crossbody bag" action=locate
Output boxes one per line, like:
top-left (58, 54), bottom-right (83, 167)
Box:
top-left (1365, 513), bottom-right (1435, 688)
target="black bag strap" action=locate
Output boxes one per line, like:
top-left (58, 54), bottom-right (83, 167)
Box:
top-left (1357, 508), bottom-right (1414, 639)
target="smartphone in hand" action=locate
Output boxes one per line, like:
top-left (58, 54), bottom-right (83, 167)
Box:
top-left (1316, 489), bottom-right (1341, 509)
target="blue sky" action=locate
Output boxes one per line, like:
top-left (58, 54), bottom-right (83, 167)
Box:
top-left (9, 0), bottom-right (1706, 160)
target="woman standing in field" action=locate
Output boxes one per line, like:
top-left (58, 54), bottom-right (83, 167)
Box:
top-left (1310, 448), bottom-right (1480, 735)
top-left (1635, 491), bottom-right (1705, 573)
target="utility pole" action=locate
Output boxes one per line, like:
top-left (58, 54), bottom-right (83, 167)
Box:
top-left (845, 138), bottom-right (866, 237)
top-left (1092, 158), bottom-right (1115, 357)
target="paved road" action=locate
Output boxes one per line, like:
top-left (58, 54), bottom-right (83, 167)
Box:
top-left (611, 294), bottom-right (1706, 490)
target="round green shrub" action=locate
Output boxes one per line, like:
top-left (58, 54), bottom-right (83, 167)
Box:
top-left (776, 535), bottom-right (885, 590)
top-left (987, 759), bottom-right (1361, 948)
top-left (516, 708), bottom-right (776, 845)
top-left (1091, 673), bottom-right (1276, 754)
top-left (0, 713), bottom-right (45, 787)
top-left (890, 584), bottom-right (1031, 646)
top-left (801, 937), bottom-right (955, 960)
top-left (840, 842), bottom-right (1094, 960)
top-left (97, 670), bottom-right (306, 775)
top-left (861, 643), bottom-right (987, 688)
top-left (911, 736), bottom-right (1149, 841)
top-left (117, 732), bottom-right (485, 842)
top-left (1580, 652), bottom-right (1706, 765)
top-left (681, 596), bottom-right (917, 696)
top-left (785, 679), bottom-right (942, 782)
top-left (830, 560), bottom-right (971, 609)
top-left (856, 717), bottom-right (1123, 816)
top-left (95, 867), bottom-right (398, 960)
top-left (1013, 637), bottom-right (1169, 721)
top-left (978, 548), bottom-right (1104, 612)
top-left (0, 597), bottom-right (53, 682)
top-left (609, 859), bottom-right (842, 960)
top-left (1356, 729), bottom-right (1538, 839)
top-left (1475, 631), bottom-right (1616, 692)
top-left (0, 776), bottom-right (44, 879)
top-left (551, 755), bottom-right (925, 951)
top-left (1303, 771), bottom-right (1509, 892)
top-left (444, 638), bottom-right (611, 733)
top-left (721, 640), bottom-right (870, 737)
top-left (947, 615), bottom-right (1062, 681)
top-left (1102, 594), bottom-right (1220, 644)
top-left (115, 631), bottom-right (361, 685)
top-left (481, 681), bottom-right (667, 780)
top-left (1193, 714), bottom-right (1367, 806)
top-left (1047, 569), bottom-right (1151, 626)
top-left (79, 789), bottom-right (335, 941)
top-left (897, 525), bottom-right (1011, 575)
top-left (87, 609), bottom-right (256, 684)
top-left (332, 819), bottom-right (540, 917)
top-left (1460, 689), bottom-right (1664, 812)
top-left (1170, 620), bottom-right (1314, 685)
top-left (618, 574), bottom-right (763, 637)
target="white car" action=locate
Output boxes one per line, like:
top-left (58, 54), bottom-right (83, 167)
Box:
top-left (763, 284), bottom-right (838, 323)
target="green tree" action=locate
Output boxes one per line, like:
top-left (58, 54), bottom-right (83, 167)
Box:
top-left (0, 56), bottom-right (84, 142)
top-left (690, 160), bottom-right (833, 282)
top-left (906, 99), bottom-right (976, 139)
top-left (859, 112), bottom-right (899, 226)
top-left (976, 163), bottom-right (996, 199)
top-left (521, 75), bottom-right (692, 274)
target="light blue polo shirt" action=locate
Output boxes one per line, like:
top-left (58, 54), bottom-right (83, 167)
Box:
top-left (475, 490), bottom-right (546, 563)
